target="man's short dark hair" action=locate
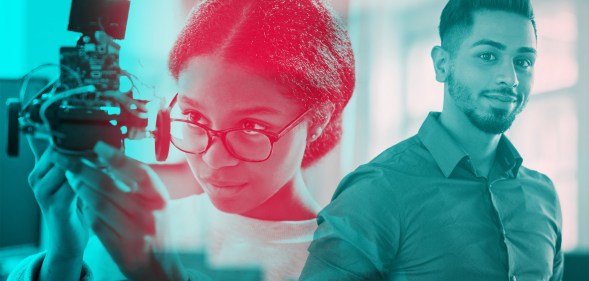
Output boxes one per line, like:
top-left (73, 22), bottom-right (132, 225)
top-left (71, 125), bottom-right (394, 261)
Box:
top-left (439, 0), bottom-right (537, 53)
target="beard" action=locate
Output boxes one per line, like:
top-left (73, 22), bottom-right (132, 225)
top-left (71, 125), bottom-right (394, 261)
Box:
top-left (447, 72), bottom-right (528, 134)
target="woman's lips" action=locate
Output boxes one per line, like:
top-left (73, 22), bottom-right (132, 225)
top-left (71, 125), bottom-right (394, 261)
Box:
top-left (206, 180), bottom-right (247, 188)
top-left (201, 178), bottom-right (247, 197)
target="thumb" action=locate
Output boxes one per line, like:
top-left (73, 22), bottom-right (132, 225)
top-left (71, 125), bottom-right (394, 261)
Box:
top-left (25, 135), bottom-right (49, 162)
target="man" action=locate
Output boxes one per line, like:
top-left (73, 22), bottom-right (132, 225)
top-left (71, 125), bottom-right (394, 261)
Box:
top-left (300, 0), bottom-right (563, 280)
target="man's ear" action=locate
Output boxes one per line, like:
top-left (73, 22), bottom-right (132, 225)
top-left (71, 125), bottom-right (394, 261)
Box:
top-left (307, 103), bottom-right (334, 142)
top-left (431, 46), bottom-right (451, 83)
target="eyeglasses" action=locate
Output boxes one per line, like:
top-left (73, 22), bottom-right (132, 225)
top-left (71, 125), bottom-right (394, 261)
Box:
top-left (168, 94), bottom-right (311, 162)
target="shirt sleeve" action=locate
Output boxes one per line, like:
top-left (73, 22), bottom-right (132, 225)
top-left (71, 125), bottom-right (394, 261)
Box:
top-left (549, 181), bottom-right (564, 281)
top-left (538, 173), bottom-right (563, 281)
top-left (549, 233), bottom-right (563, 281)
top-left (6, 251), bottom-right (92, 281)
top-left (299, 166), bottom-right (401, 280)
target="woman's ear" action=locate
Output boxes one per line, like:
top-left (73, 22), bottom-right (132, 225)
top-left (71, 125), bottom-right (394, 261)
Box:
top-left (431, 46), bottom-right (450, 83)
top-left (307, 103), bottom-right (334, 142)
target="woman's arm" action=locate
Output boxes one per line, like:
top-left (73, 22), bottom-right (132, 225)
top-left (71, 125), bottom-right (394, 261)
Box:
top-left (57, 141), bottom-right (187, 280)
top-left (17, 138), bottom-right (90, 281)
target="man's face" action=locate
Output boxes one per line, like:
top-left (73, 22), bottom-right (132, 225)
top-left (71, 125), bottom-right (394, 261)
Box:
top-left (445, 10), bottom-right (537, 134)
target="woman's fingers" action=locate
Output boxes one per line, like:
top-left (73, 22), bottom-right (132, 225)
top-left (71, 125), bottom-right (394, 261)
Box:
top-left (71, 176), bottom-right (157, 236)
top-left (51, 143), bottom-right (166, 211)
top-left (94, 142), bottom-right (146, 189)
top-left (25, 135), bottom-right (50, 161)
top-left (93, 141), bottom-right (167, 208)
top-left (47, 144), bottom-right (164, 236)
top-left (79, 181), bottom-right (156, 274)
top-left (28, 149), bottom-right (74, 211)
top-left (34, 167), bottom-right (68, 199)
top-left (85, 207), bottom-right (152, 275)
top-left (59, 158), bottom-right (118, 195)
top-left (28, 148), bottom-right (59, 188)
top-left (52, 152), bottom-right (129, 199)
top-left (52, 181), bottom-right (76, 203)
top-left (52, 151), bottom-right (159, 236)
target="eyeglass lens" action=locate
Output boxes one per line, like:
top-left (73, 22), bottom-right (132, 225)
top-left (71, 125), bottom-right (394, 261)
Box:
top-left (170, 121), bottom-right (273, 161)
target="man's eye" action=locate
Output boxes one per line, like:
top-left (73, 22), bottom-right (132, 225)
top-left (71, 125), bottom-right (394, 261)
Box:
top-left (516, 58), bottom-right (533, 68)
top-left (480, 53), bottom-right (496, 61)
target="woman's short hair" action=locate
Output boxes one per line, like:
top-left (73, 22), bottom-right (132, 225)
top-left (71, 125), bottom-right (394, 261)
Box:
top-left (169, 0), bottom-right (355, 168)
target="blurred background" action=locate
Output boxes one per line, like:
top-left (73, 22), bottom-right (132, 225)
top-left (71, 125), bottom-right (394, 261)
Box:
top-left (1, 0), bottom-right (587, 279)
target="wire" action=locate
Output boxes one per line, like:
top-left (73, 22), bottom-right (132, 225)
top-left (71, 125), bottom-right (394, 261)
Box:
top-left (21, 78), bottom-right (59, 111)
top-left (37, 85), bottom-right (98, 156)
top-left (24, 120), bottom-right (66, 140)
top-left (38, 85), bottom-right (97, 132)
top-left (102, 90), bottom-right (149, 118)
top-left (20, 86), bottom-right (95, 150)
top-left (120, 70), bottom-right (156, 99)
top-left (18, 63), bottom-right (82, 109)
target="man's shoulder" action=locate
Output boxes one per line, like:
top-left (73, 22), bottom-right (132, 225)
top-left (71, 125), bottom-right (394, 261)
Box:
top-left (354, 134), bottom-right (437, 179)
top-left (332, 135), bottom-right (428, 197)
top-left (517, 165), bottom-right (555, 187)
top-left (517, 165), bottom-right (559, 198)
top-left (369, 135), bottom-right (428, 169)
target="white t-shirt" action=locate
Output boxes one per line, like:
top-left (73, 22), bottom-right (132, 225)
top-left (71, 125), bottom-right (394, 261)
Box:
top-left (85, 195), bottom-right (317, 281)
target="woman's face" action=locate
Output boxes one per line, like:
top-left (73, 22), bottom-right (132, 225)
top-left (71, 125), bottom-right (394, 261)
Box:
top-left (177, 56), bottom-right (309, 215)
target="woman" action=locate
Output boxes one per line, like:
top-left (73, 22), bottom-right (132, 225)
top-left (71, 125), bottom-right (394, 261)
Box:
top-left (9, 0), bottom-right (354, 280)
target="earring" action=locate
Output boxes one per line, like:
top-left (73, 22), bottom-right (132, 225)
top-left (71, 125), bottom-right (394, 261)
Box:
top-left (310, 127), bottom-right (322, 141)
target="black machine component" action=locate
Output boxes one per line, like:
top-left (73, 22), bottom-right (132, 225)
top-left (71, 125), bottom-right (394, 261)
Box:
top-left (68, 0), bottom-right (130, 40)
top-left (5, 0), bottom-right (171, 161)
top-left (6, 100), bottom-right (21, 156)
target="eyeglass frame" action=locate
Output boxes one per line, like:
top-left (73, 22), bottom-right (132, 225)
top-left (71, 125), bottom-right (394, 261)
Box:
top-left (167, 93), bottom-right (313, 162)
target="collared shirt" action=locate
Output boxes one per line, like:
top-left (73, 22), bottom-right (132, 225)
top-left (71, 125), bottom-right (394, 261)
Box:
top-left (300, 112), bottom-right (563, 281)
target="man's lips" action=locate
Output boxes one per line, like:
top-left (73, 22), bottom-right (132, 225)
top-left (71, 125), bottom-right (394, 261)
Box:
top-left (483, 92), bottom-right (518, 103)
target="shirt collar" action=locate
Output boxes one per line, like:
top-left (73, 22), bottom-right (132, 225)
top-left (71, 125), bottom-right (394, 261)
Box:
top-left (417, 112), bottom-right (523, 178)
top-left (418, 112), bottom-right (469, 178)
top-left (495, 134), bottom-right (523, 177)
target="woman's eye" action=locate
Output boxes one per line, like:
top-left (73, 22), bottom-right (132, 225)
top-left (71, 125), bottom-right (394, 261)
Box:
top-left (480, 53), bottom-right (496, 61)
top-left (242, 120), bottom-right (268, 131)
top-left (185, 112), bottom-right (206, 124)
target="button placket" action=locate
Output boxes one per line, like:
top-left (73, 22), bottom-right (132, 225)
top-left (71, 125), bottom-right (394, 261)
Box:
top-left (487, 181), bottom-right (515, 276)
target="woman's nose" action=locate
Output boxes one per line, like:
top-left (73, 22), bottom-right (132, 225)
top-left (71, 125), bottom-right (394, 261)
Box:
top-left (201, 137), bottom-right (239, 169)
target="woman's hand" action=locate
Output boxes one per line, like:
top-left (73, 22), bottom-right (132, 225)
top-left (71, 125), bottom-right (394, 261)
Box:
top-left (27, 138), bottom-right (89, 281)
top-left (58, 141), bottom-right (186, 280)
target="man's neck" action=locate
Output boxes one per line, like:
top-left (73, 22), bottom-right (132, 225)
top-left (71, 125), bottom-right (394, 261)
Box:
top-left (439, 111), bottom-right (501, 177)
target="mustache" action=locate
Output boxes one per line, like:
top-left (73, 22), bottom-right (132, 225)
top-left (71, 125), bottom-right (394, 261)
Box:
top-left (480, 88), bottom-right (522, 102)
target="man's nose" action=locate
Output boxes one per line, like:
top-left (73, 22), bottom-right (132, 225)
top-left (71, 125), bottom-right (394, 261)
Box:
top-left (495, 60), bottom-right (520, 88)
